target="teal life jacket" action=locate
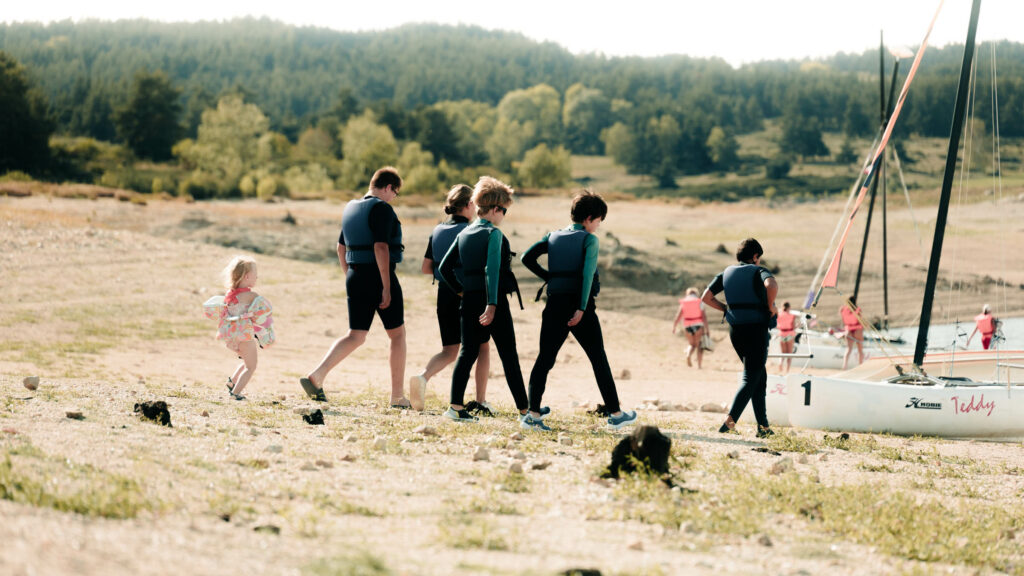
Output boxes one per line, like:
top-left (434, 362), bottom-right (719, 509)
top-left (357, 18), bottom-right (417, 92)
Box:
top-left (723, 263), bottom-right (771, 326)
top-left (546, 228), bottom-right (599, 298)
top-left (430, 220), bottom-right (468, 283)
top-left (341, 196), bottom-right (403, 265)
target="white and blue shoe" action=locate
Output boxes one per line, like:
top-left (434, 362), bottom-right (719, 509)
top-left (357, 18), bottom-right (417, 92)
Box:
top-left (444, 407), bottom-right (479, 423)
top-left (521, 414), bottom-right (552, 431)
top-left (519, 406), bottom-right (551, 422)
top-left (607, 410), bottom-right (638, 430)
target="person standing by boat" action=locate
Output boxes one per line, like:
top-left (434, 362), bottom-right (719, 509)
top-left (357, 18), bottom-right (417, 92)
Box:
top-left (967, 304), bottom-right (997, 350)
top-left (409, 184), bottom-right (492, 412)
top-left (299, 167), bottom-right (410, 407)
top-left (840, 296), bottom-right (864, 370)
top-left (702, 238), bottom-right (777, 438)
top-left (672, 287), bottom-right (709, 369)
top-left (776, 301), bottom-right (797, 374)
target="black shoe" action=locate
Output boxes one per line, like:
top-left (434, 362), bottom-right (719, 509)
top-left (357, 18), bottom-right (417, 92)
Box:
top-left (311, 390), bottom-right (328, 403)
top-left (756, 426), bottom-right (775, 438)
top-left (718, 416), bottom-right (737, 434)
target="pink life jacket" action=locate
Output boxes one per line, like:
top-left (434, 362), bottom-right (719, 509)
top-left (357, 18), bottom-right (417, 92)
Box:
top-left (841, 305), bottom-right (862, 331)
top-left (975, 313), bottom-right (995, 336)
top-left (680, 297), bottom-right (704, 327)
top-left (777, 310), bottom-right (796, 333)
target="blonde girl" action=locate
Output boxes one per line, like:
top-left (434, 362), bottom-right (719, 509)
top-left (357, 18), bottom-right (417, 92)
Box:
top-left (203, 256), bottom-right (275, 400)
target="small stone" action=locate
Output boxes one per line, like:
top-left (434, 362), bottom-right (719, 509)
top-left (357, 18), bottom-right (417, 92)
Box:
top-left (658, 403), bottom-right (677, 412)
top-left (339, 454), bottom-right (357, 463)
top-left (22, 376), bottom-right (39, 391)
top-left (758, 534), bottom-right (773, 547)
top-left (201, 410), bottom-right (210, 418)
top-left (266, 445), bottom-right (284, 454)
top-left (509, 432), bottom-right (524, 441)
top-left (643, 397), bottom-right (661, 406)
top-left (684, 403), bottom-right (698, 411)
top-left (301, 462), bottom-right (318, 471)
top-left (512, 451), bottom-right (527, 461)
top-left (324, 329), bottom-right (337, 338)
top-left (473, 446), bottom-right (490, 461)
top-left (699, 402), bottom-right (727, 414)
top-left (819, 453), bottom-right (829, 462)
top-left (558, 435), bottom-right (573, 446)
top-left (253, 525), bottom-right (281, 535)
top-left (797, 454), bottom-right (809, 464)
top-left (769, 457), bottom-right (794, 475)
top-left (509, 462), bottom-right (523, 473)
top-left (620, 369), bottom-right (632, 380)
top-left (2, 428), bottom-right (18, 435)
top-left (344, 434), bottom-right (358, 443)
top-left (65, 411), bottom-right (85, 420)
top-left (531, 460), bottom-right (552, 470)
top-left (292, 407), bottom-right (311, 415)
top-left (315, 459), bottom-right (333, 469)
top-left (302, 409), bottom-right (324, 425)
top-left (681, 522), bottom-right (700, 534)
top-left (414, 425), bottom-right (439, 436)
top-left (628, 540), bottom-right (644, 551)
top-left (726, 451), bottom-right (740, 459)
top-left (278, 395), bottom-right (287, 401)
top-left (373, 437), bottom-right (388, 451)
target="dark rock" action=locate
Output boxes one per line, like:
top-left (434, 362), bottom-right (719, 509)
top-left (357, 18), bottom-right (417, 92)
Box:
top-left (134, 401), bottom-right (172, 427)
top-left (253, 525), bottom-right (281, 535)
top-left (603, 425), bottom-right (672, 483)
top-left (302, 409), bottom-right (324, 425)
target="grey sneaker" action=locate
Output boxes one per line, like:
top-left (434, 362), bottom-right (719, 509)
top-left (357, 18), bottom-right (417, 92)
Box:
top-left (520, 414), bottom-right (552, 431)
top-left (519, 406), bottom-right (551, 422)
top-left (607, 410), bottom-right (638, 430)
top-left (444, 407), bottom-right (479, 423)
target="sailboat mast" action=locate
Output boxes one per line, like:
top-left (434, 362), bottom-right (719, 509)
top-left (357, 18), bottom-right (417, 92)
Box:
top-left (882, 53), bottom-right (902, 329)
top-left (913, 0), bottom-right (983, 368)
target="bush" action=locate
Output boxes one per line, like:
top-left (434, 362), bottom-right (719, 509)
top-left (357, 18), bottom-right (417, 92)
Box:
top-left (766, 156), bottom-right (792, 180)
top-left (178, 173), bottom-right (221, 200)
top-left (0, 171), bottom-right (33, 182)
top-left (256, 176), bottom-right (287, 201)
top-left (401, 164), bottom-right (442, 195)
top-left (516, 143), bottom-right (570, 189)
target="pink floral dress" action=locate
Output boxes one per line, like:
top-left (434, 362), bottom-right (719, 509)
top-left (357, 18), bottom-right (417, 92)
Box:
top-left (203, 294), bottom-right (276, 351)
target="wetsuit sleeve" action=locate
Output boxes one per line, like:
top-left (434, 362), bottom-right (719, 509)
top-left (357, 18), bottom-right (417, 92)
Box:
top-left (369, 203), bottom-right (396, 243)
top-left (520, 234), bottom-right (551, 281)
top-left (423, 235), bottom-right (434, 260)
top-left (759, 267), bottom-right (774, 282)
top-left (707, 273), bottom-right (724, 295)
top-left (578, 234), bottom-right (599, 311)
top-left (485, 228), bottom-right (503, 305)
top-left (438, 240), bottom-right (463, 294)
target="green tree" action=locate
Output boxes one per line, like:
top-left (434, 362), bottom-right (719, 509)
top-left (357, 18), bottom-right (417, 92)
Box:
top-left (431, 100), bottom-right (496, 167)
top-left (706, 126), bottom-right (739, 169)
top-left (563, 83), bottom-right (611, 154)
top-left (485, 117), bottom-right (537, 171)
top-left (516, 144), bottom-right (570, 189)
top-left (779, 111), bottom-right (829, 158)
top-left (113, 71), bottom-right (182, 160)
top-left (601, 122), bottom-right (636, 170)
top-left (0, 51), bottom-right (53, 175)
top-left (338, 111), bottom-right (399, 190)
top-left (766, 155), bottom-right (792, 179)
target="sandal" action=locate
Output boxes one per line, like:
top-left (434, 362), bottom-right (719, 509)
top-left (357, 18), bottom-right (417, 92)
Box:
top-left (299, 377), bottom-right (326, 401)
top-left (390, 398), bottom-right (412, 409)
top-left (226, 377), bottom-right (234, 394)
top-left (230, 391), bottom-right (247, 401)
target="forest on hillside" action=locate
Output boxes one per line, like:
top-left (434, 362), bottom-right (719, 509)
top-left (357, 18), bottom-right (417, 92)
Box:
top-left (1, 19), bottom-right (1022, 198)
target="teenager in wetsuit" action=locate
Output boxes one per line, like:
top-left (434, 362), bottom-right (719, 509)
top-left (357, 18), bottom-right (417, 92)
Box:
top-left (520, 190), bottom-right (637, 431)
top-left (437, 177), bottom-right (529, 423)
top-left (300, 166), bottom-right (409, 407)
top-left (409, 185), bottom-right (491, 412)
top-left (702, 238), bottom-right (778, 438)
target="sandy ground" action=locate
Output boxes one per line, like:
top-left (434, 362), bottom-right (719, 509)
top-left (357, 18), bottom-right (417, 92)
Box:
top-left (1, 194), bottom-right (1023, 576)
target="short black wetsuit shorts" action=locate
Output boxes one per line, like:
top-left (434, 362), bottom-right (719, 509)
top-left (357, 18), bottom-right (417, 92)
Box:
top-left (436, 284), bottom-right (463, 346)
top-left (346, 264), bottom-right (404, 331)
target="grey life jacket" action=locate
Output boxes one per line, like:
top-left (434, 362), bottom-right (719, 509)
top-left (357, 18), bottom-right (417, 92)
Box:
top-left (723, 263), bottom-right (771, 326)
top-left (430, 220), bottom-right (468, 283)
top-left (457, 225), bottom-right (492, 293)
top-left (341, 196), bottom-right (403, 265)
top-left (546, 228), bottom-right (599, 299)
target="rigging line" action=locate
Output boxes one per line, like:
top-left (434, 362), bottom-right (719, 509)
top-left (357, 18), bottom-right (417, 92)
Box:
top-left (946, 50), bottom-right (979, 330)
top-left (990, 42), bottom-right (1007, 319)
top-left (815, 0), bottom-right (945, 302)
top-left (889, 146), bottom-right (928, 268)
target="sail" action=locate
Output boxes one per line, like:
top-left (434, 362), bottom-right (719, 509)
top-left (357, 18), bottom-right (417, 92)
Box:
top-left (815, 1), bottom-right (945, 302)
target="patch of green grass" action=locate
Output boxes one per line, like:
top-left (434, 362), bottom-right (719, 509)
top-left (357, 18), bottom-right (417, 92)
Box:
top-left (0, 447), bottom-right (153, 519)
top-left (858, 462), bottom-right (895, 473)
top-left (765, 431), bottom-right (820, 454)
top-left (235, 458), bottom-right (270, 469)
top-left (303, 552), bottom-right (392, 576)
top-left (439, 515), bottom-right (512, 551)
top-left (489, 470), bottom-right (530, 494)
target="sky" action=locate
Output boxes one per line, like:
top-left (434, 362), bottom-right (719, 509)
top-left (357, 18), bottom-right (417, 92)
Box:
top-left (3, 0), bottom-right (1020, 67)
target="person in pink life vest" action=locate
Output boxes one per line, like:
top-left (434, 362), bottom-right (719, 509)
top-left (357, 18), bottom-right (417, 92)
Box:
top-left (776, 301), bottom-right (798, 373)
top-left (967, 304), bottom-right (997, 350)
top-left (673, 287), bottom-right (709, 369)
top-left (840, 295), bottom-right (864, 370)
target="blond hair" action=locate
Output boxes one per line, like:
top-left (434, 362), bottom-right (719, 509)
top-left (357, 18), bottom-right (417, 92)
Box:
top-left (685, 287), bottom-right (699, 297)
top-left (222, 256), bottom-right (257, 291)
top-left (472, 176), bottom-right (514, 216)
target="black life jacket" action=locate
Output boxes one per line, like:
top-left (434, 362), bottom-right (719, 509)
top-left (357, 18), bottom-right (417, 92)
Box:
top-left (341, 196), bottom-right (403, 265)
top-left (430, 219), bottom-right (468, 283)
top-left (546, 227), bottom-right (600, 300)
top-left (457, 224), bottom-right (523, 309)
top-left (722, 264), bottom-right (772, 326)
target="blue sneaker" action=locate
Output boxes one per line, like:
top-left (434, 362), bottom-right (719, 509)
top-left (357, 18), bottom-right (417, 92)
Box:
top-left (519, 406), bottom-right (551, 422)
top-left (521, 414), bottom-right (552, 431)
top-left (607, 410), bottom-right (638, 430)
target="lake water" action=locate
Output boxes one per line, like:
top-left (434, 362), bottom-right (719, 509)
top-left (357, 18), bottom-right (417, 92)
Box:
top-left (891, 316), bottom-right (1024, 351)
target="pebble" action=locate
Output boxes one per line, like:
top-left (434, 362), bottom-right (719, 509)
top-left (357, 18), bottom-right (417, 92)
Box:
top-left (413, 425), bottom-right (439, 436)
top-left (509, 432), bottom-right (524, 441)
top-left (201, 411), bottom-right (210, 418)
top-left (65, 411), bottom-right (85, 420)
top-left (250, 428), bottom-right (261, 436)
top-left (758, 534), bottom-right (774, 547)
top-left (301, 462), bottom-right (318, 471)
top-left (797, 454), bottom-right (809, 464)
top-left (509, 462), bottom-right (523, 474)
top-left (344, 434), bottom-right (358, 442)
top-left (819, 453), bottom-right (829, 462)
top-left (265, 445), bottom-right (284, 454)
top-left (558, 435), bottom-right (573, 446)
top-left (769, 457), bottom-right (794, 475)
top-left (292, 407), bottom-right (311, 415)
top-left (699, 402), bottom-right (728, 414)
top-left (473, 446), bottom-right (490, 461)
top-left (373, 437), bottom-right (388, 451)
top-left (253, 525), bottom-right (281, 535)
top-left (339, 454), bottom-right (357, 463)
top-left (315, 459), bottom-right (333, 469)
top-left (23, 376), bottom-right (39, 391)
top-left (727, 451), bottom-right (740, 459)
top-left (628, 540), bottom-right (644, 551)
top-left (512, 451), bottom-right (527, 461)
top-left (531, 460), bottom-right (552, 470)
top-left (620, 369), bottom-right (632, 380)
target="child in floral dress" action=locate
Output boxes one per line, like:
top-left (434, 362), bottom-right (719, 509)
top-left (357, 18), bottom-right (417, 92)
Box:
top-left (203, 256), bottom-right (275, 400)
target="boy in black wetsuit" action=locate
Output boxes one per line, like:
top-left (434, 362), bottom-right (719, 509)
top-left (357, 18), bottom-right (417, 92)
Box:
top-left (437, 177), bottom-right (529, 423)
top-left (521, 190), bottom-right (637, 431)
